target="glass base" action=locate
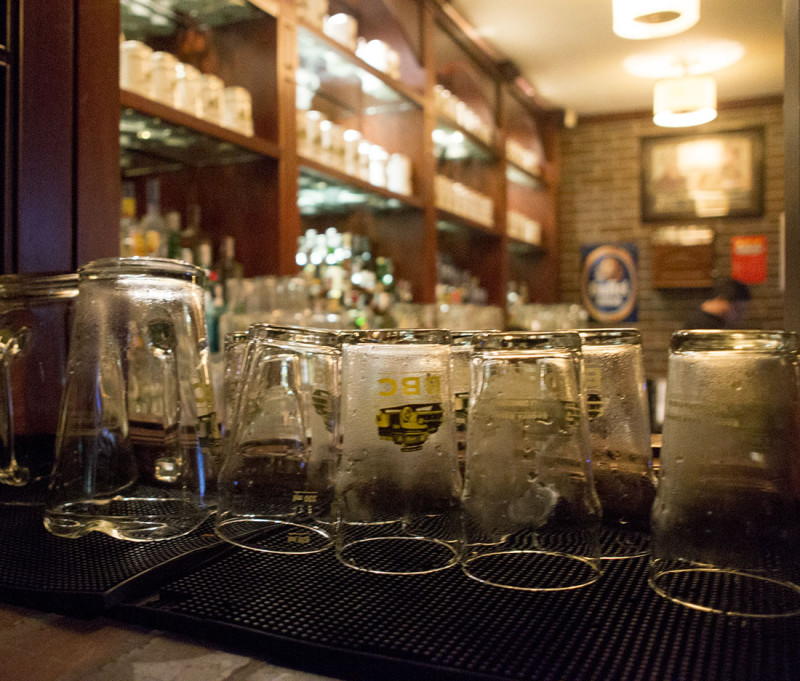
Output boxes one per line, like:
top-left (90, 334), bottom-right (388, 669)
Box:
top-left (215, 516), bottom-right (332, 554)
top-left (462, 550), bottom-right (603, 592)
top-left (649, 562), bottom-right (800, 617)
top-left (44, 499), bottom-right (208, 541)
top-left (337, 533), bottom-right (459, 575)
top-left (599, 525), bottom-right (650, 560)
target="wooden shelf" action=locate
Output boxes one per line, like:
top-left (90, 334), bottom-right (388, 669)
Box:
top-left (508, 236), bottom-right (545, 256)
top-left (297, 22), bottom-right (424, 115)
top-left (436, 209), bottom-right (498, 237)
top-left (40, 0), bottom-right (563, 308)
top-left (434, 116), bottom-right (498, 162)
top-left (298, 155), bottom-right (424, 214)
top-left (120, 89), bottom-right (279, 176)
top-left (120, 0), bottom-right (274, 41)
top-left (505, 161), bottom-right (545, 189)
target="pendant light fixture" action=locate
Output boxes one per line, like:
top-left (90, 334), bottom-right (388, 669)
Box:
top-left (613, 0), bottom-right (700, 40)
top-left (653, 75), bottom-right (717, 127)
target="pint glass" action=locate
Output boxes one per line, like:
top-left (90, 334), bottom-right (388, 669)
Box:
top-left (461, 332), bottom-right (602, 591)
top-left (650, 330), bottom-right (800, 616)
top-left (579, 329), bottom-right (656, 558)
top-left (216, 325), bottom-right (341, 553)
top-left (336, 329), bottom-right (461, 574)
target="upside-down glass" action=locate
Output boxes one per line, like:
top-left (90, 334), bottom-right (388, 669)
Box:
top-left (461, 332), bottom-right (602, 591)
top-left (451, 331), bottom-right (481, 475)
top-left (336, 329), bottom-right (462, 574)
top-left (579, 329), bottom-right (656, 559)
top-left (650, 330), bottom-right (800, 617)
top-left (44, 258), bottom-right (219, 541)
top-left (222, 331), bottom-right (249, 439)
top-left (0, 274), bottom-right (78, 505)
top-left (216, 325), bottom-right (341, 553)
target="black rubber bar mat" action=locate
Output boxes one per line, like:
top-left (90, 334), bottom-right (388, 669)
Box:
top-left (115, 546), bottom-right (800, 681)
top-left (0, 505), bottom-right (226, 616)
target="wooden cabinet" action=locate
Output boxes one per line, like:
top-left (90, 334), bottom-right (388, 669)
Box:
top-left (9, 0), bottom-right (562, 312)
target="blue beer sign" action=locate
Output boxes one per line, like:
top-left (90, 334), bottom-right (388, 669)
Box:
top-left (580, 243), bottom-right (639, 323)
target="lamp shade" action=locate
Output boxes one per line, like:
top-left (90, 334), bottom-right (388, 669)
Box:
top-left (653, 75), bottom-right (717, 127)
top-left (613, 0), bottom-right (700, 40)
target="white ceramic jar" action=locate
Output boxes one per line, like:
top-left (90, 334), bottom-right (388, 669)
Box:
top-left (151, 51), bottom-right (178, 106)
top-left (323, 13), bottom-right (358, 51)
top-left (223, 86), bottom-right (254, 136)
top-left (120, 40), bottom-right (154, 97)
top-left (174, 62), bottom-right (204, 118)
top-left (200, 73), bottom-right (225, 125)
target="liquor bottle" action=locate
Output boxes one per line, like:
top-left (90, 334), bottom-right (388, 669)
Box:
top-left (139, 177), bottom-right (167, 257)
top-left (215, 236), bottom-right (244, 310)
top-left (164, 211), bottom-right (183, 260)
top-left (120, 181), bottom-right (140, 257)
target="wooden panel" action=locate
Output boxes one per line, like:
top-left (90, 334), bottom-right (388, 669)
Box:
top-left (1, 61), bottom-right (10, 273)
top-left (75, 0), bottom-right (120, 266)
top-left (16, 0), bottom-right (74, 272)
top-left (277, 0), bottom-right (301, 276)
top-left (652, 243), bottom-right (714, 289)
top-left (786, 0), bottom-right (800, 330)
top-left (0, 0), bottom-right (8, 52)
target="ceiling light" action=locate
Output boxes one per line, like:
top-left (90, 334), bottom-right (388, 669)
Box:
top-left (613, 0), bottom-right (700, 40)
top-left (623, 41), bottom-right (745, 79)
top-left (653, 75), bottom-right (717, 127)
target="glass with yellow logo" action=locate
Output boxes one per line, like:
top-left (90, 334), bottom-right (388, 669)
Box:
top-left (578, 329), bottom-right (656, 559)
top-left (216, 325), bottom-right (342, 554)
top-left (335, 329), bottom-right (462, 574)
top-left (461, 332), bottom-right (602, 591)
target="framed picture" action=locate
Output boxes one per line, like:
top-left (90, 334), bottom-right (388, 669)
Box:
top-left (640, 127), bottom-right (764, 222)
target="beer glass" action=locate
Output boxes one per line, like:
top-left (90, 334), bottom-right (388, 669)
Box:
top-left (216, 325), bottom-right (341, 554)
top-left (336, 329), bottom-right (461, 574)
top-left (650, 330), bottom-right (800, 617)
top-left (44, 258), bottom-right (219, 541)
top-left (578, 329), bottom-right (656, 559)
top-left (451, 331), bottom-right (480, 475)
top-left (461, 332), bottom-right (602, 591)
top-left (222, 331), bottom-right (249, 439)
top-left (0, 273), bottom-right (78, 505)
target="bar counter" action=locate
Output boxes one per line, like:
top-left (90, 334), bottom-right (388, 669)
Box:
top-left (0, 602), bottom-right (338, 681)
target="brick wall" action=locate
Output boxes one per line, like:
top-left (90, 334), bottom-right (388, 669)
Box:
top-left (558, 100), bottom-right (785, 379)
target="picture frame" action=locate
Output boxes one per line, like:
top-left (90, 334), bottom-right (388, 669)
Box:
top-left (640, 127), bottom-right (765, 222)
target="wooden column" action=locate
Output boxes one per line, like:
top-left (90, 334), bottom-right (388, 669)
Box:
top-left (785, 0), bottom-right (800, 330)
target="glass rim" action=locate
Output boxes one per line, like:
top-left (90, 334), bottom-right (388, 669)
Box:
top-left (577, 328), bottom-right (642, 346)
top-left (451, 330), bottom-right (501, 345)
top-left (347, 328), bottom-right (452, 345)
top-left (79, 257), bottom-right (206, 285)
top-left (471, 331), bottom-right (582, 352)
top-left (224, 331), bottom-right (249, 351)
top-left (671, 329), bottom-right (798, 354)
top-left (248, 323), bottom-right (341, 347)
top-left (0, 272), bottom-right (79, 299)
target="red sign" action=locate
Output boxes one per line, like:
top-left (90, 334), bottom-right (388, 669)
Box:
top-left (731, 234), bottom-right (767, 284)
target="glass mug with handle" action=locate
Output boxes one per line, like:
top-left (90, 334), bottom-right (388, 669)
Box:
top-left (0, 273), bottom-right (78, 505)
top-left (44, 258), bottom-right (219, 541)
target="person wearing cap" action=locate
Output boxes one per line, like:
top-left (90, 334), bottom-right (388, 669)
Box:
top-left (684, 278), bottom-right (752, 329)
